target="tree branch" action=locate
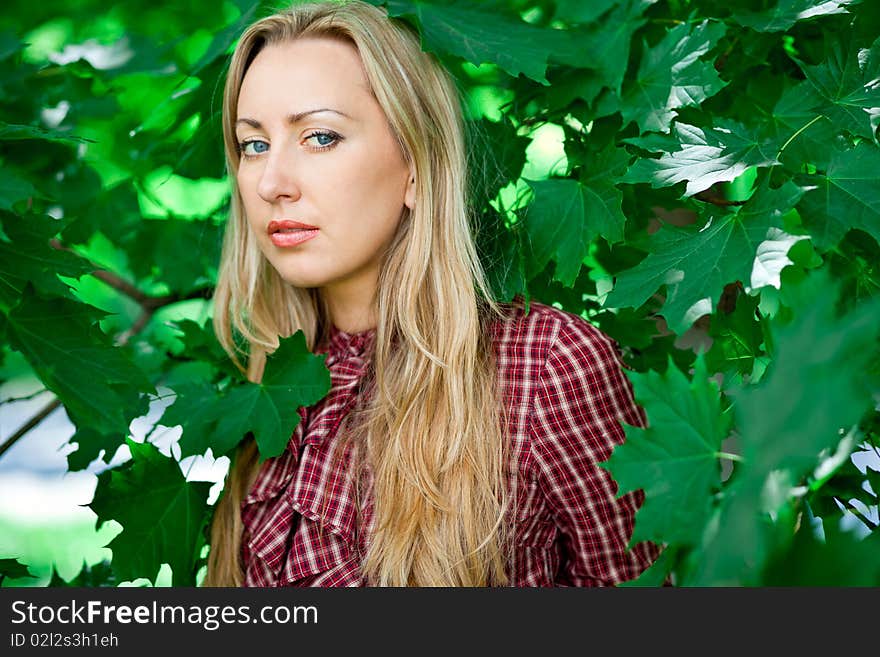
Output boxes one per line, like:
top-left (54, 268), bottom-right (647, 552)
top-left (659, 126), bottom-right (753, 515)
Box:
top-left (90, 268), bottom-right (151, 305)
top-left (114, 308), bottom-right (155, 346)
top-left (0, 397), bottom-right (62, 459)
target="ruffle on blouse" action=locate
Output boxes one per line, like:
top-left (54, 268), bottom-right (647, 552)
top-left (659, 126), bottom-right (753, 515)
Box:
top-left (321, 324), bottom-right (377, 369)
top-left (241, 324), bottom-right (376, 586)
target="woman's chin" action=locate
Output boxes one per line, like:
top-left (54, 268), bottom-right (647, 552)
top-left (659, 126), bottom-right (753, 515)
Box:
top-left (278, 275), bottom-right (321, 289)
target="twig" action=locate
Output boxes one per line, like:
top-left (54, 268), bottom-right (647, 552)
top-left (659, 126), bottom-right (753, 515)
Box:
top-left (90, 269), bottom-right (151, 305)
top-left (0, 397), bottom-right (62, 459)
top-left (50, 239), bottom-right (149, 305)
top-left (0, 387), bottom-right (49, 405)
top-left (115, 309), bottom-right (155, 346)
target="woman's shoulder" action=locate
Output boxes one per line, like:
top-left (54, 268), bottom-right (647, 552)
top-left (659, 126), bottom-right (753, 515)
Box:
top-left (489, 295), bottom-right (620, 367)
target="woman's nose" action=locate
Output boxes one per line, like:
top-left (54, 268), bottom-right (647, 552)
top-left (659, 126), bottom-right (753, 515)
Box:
top-left (256, 145), bottom-right (302, 203)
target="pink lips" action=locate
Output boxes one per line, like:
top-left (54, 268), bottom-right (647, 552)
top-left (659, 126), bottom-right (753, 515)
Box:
top-left (267, 220), bottom-right (319, 248)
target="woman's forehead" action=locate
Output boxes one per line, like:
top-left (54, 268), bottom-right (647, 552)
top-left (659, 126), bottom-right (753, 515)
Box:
top-left (236, 42), bottom-right (379, 129)
top-left (238, 37), bottom-right (373, 111)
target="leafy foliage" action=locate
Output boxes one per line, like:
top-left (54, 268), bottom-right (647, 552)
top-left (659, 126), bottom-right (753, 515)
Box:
top-left (89, 439), bottom-right (211, 586)
top-left (600, 354), bottom-right (731, 547)
top-left (160, 332), bottom-right (331, 461)
top-left (1, 0), bottom-right (878, 587)
top-left (6, 288), bottom-right (153, 446)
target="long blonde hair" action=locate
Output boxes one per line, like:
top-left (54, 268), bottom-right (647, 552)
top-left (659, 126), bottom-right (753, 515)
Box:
top-left (203, 0), bottom-right (512, 586)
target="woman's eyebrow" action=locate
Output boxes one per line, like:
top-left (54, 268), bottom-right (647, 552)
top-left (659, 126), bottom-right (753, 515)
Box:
top-left (236, 108), bottom-right (352, 128)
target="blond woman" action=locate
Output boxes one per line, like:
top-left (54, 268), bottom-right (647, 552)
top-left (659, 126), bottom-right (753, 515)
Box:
top-left (204, 0), bottom-right (660, 587)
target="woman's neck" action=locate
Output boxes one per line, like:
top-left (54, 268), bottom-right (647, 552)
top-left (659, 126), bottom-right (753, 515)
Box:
top-left (322, 292), bottom-right (377, 334)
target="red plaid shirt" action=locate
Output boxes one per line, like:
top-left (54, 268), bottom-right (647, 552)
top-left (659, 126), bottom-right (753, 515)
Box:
top-left (240, 299), bottom-right (661, 586)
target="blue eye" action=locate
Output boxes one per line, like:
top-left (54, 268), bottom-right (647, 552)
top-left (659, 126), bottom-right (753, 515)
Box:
top-left (239, 140), bottom-right (268, 157)
top-left (305, 131), bottom-right (341, 150)
top-left (312, 133), bottom-right (333, 146)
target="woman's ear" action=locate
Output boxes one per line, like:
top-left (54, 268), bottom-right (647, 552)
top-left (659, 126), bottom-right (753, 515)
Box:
top-left (404, 169), bottom-right (416, 210)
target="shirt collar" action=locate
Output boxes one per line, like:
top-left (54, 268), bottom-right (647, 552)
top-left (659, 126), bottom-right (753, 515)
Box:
top-left (321, 324), bottom-right (377, 363)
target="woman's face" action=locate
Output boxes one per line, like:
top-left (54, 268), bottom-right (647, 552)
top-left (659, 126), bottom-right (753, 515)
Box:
top-left (235, 37), bottom-right (414, 304)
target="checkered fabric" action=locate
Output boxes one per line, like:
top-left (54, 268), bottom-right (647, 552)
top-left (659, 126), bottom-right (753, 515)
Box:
top-left (240, 298), bottom-right (661, 586)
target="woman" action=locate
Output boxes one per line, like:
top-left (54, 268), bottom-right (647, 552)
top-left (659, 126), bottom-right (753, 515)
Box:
top-left (204, 0), bottom-right (660, 587)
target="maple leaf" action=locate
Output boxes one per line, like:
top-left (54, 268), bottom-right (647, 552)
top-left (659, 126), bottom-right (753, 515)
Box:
top-left (6, 286), bottom-right (153, 451)
top-left (620, 20), bottom-right (727, 134)
top-left (623, 120), bottom-right (781, 196)
top-left (796, 33), bottom-right (880, 143)
top-left (382, 0), bottom-right (570, 84)
top-left (732, 0), bottom-right (861, 33)
top-left (89, 439), bottom-right (211, 586)
top-left (705, 292), bottom-right (768, 385)
top-left (797, 141), bottom-right (880, 250)
top-left (605, 179), bottom-right (806, 334)
top-left (0, 212), bottom-right (92, 310)
top-left (161, 331), bottom-right (331, 461)
top-left (522, 145), bottom-right (628, 285)
top-left (600, 355), bottom-right (731, 547)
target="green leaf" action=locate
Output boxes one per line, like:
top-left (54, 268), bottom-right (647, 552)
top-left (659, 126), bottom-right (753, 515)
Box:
top-left (594, 307), bottom-right (656, 352)
top-left (797, 34), bottom-right (880, 142)
top-left (124, 218), bottom-right (222, 294)
top-left (620, 20), bottom-right (727, 134)
top-left (48, 559), bottom-right (115, 587)
top-left (189, 0), bottom-right (261, 76)
top-left (600, 355), bottom-right (730, 546)
top-left (623, 120), bottom-right (781, 197)
top-left (522, 146), bottom-right (628, 285)
top-left (732, 0), bottom-right (861, 33)
top-left (166, 318), bottom-right (242, 382)
top-left (617, 545), bottom-right (680, 587)
top-left (67, 426), bottom-right (122, 472)
top-left (797, 141), bottom-right (880, 250)
top-left (606, 179), bottom-right (805, 334)
top-left (0, 558), bottom-right (37, 582)
top-left (0, 121), bottom-right (94, 144)
top-left (0, 212), bottom-right (93, 310)
top-left (6, 287), bottom-right (153, 439)
top-left (0, 30), bottom-right (24, 61)
top-left (536, 67), bottom-right (607, 110)
top-left (553, 0), bottom-right (620, 24)
top-left (806, 445), bottom-right (879, 519)
top-left (825, 230), bottom-right (880, 306)
top-left (736, 270), bottom-right (880, 477)
top-left (524, 154), bottom-right (626, 285)
top-left (705, 292), bottom-right (766, 382)
top-left (60, 183), bottom-right (143, 247)
top-left (0, 169), bottom-right (40, 212)
top-left (161, 331), bottom-right (331, 461)
top-left (555, 0), bottom-right (658, 90)
top-left (157, 381), bottom-right (238, 459)
top-left (764, 81), bottom-right (837, 170)
top-left (383, 0), bottom-right (567, 84)
top-left (89, 439), bottom-right (211, 586)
